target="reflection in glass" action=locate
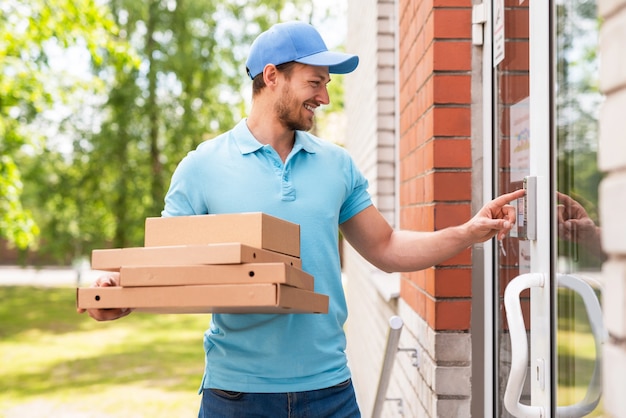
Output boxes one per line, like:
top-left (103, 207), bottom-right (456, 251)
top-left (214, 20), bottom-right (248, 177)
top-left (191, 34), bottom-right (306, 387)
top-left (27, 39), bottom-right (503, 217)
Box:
top-left (495, 1), bottom-right (531, 416)
top-left (495, 0), bottom-right (603, 416)
top-left (556, 0), bottom-right (604, 416)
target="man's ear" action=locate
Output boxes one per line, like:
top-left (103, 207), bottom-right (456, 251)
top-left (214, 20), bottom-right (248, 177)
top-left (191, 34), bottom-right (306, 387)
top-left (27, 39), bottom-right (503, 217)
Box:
top-left (263, 64), bottom-right (279, 87)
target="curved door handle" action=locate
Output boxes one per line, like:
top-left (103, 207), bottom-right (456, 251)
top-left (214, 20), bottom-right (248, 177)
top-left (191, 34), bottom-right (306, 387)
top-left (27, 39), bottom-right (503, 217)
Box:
top-left (503, 272), bottom-right (546, 418)
top-left (503, 273), bottom-right (605, 418)
top-left (556, 273), bottom-right (605, 418)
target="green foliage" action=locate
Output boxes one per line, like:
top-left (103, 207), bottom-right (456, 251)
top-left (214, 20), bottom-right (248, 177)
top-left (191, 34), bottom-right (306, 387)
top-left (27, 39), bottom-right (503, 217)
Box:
top-left (1, 0), bottom-right (138, 254)
top-left (0, 156), bottom-right (39, 250)
top-left (555, 1), bottom-right (603, 270)
top-left (6, 0), bottom-right (348, 263)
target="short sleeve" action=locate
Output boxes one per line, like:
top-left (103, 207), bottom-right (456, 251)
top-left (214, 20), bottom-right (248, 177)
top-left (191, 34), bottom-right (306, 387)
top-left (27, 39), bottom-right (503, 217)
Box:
top-left (338, 158), bottom-right (372, 224)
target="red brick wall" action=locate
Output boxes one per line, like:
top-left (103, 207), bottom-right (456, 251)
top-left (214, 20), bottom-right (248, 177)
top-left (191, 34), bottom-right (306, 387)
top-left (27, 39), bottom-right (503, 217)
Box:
top-left (398, 0), bottom-right (473, 331)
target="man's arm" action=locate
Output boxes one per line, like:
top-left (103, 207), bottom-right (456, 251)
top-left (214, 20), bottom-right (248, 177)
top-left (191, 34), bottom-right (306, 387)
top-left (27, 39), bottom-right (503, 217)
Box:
top-left (339, 189), bottom-right (525, 273)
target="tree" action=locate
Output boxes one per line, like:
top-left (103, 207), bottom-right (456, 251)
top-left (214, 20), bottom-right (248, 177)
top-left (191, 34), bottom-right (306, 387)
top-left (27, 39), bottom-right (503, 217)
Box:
top-left (0, 0), bottom-right (138, 255)
top-left (555, 0), bottom-right (603, 269)
top-left (13, 0), bottom-right (348, 263)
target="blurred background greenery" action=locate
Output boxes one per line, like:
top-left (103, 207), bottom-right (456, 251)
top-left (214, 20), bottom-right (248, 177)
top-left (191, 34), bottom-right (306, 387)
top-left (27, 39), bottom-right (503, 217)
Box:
top-left (1, 0), bottom-right (347, 266)
top-left (0, 285), bottom-right (211, 417)
top-left (1, 1), bottom-right (347, 416)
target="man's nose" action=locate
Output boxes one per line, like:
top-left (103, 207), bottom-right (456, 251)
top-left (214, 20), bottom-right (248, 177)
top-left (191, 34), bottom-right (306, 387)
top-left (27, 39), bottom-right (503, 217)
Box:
top-left (316, 86), bottom-right (330, 105)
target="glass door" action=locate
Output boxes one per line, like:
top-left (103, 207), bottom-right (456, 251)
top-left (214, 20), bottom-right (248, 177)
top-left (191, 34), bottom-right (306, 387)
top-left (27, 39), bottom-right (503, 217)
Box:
top-left (493, 0), bottom-right (551, 416)
top-left (490, 0), bottom-right (603, 416)
top-left (554, 0), bottom-right (604, 415)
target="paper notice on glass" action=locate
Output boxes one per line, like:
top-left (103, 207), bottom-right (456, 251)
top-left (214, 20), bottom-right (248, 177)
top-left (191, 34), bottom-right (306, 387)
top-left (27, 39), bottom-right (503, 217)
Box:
top-left (510, 97), bottom-right (530, 183)
top-left (493, 0), bottom-right (505, 66)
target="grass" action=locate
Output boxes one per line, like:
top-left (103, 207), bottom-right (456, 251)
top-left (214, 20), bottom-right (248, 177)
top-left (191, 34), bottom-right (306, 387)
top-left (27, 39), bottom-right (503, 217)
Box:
top-left (556, 287), bottom-right (604, 416)
top-left (0, 286), bottom-right (210, 418)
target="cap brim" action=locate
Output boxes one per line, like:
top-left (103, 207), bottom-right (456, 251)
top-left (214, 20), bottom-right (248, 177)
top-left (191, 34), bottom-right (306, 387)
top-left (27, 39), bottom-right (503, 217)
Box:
top-left (296, 51), bottom-right (359, 74)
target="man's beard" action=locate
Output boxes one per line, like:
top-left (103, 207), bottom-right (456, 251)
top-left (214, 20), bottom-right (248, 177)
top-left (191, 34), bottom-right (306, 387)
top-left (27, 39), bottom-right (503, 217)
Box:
top-left (275, 85), bottom-right (314, 132)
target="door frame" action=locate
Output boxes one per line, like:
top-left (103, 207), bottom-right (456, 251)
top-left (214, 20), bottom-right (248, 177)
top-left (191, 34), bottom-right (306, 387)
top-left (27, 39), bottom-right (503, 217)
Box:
top-left (528, 0), bottom-right (554, 415)
top-left (480, 0), bottom-right (556, 416)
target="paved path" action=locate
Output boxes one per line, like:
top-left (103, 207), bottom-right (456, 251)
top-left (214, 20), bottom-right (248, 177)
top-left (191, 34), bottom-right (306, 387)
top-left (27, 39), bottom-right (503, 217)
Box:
top-left (0, 265), bottom-right (105, 287)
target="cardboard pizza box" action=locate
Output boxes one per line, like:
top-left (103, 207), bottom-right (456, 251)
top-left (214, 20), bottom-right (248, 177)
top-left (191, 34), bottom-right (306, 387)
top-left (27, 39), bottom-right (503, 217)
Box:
top-left (91, 243), bottom-right (302, 272)
top-left (144, 213), bottom-right (300, 257)
top-left (118, 263), bottom-right (314, 291)
top-left (76, 283), bottom-right (328, 314)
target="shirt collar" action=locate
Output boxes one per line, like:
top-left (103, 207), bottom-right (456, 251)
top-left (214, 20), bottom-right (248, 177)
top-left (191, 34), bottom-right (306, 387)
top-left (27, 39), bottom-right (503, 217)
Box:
top-left (233, 119), bottom-right (318, 155)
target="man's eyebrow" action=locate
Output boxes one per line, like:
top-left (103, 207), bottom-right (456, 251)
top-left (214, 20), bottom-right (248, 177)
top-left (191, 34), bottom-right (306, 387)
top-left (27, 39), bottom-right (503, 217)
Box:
top-left (311, 74), bottom-right (331, 83)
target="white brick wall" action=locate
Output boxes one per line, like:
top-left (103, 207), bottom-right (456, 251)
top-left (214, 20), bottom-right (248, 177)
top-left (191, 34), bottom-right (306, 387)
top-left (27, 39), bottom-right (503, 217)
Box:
top-left (344, 0), bottom-right (403, 416)
top-left (598, 1), bottom-right (626, 416)
top-left (598, 89), bottom-right (626, 173)
top-left (603, 262), bottom-right (626, 339)
top-left (344, 1), bottom-right (474, 417)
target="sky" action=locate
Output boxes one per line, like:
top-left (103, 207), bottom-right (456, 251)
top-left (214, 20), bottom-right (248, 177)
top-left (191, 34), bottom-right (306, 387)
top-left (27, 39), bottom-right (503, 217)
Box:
top-left (40, 1), bottom-right (350, 154)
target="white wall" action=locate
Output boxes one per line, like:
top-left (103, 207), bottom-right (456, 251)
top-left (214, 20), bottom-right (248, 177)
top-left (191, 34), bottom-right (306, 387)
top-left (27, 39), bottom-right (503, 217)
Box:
top-left (343, 0), bottom-right (403, 417)
top-left (598, 1), bottom-right (626, 415)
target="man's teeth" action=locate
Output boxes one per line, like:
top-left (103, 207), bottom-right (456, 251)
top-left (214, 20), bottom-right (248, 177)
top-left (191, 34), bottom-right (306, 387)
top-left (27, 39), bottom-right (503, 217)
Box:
top-left (304, 104), bottom-right (315, 111)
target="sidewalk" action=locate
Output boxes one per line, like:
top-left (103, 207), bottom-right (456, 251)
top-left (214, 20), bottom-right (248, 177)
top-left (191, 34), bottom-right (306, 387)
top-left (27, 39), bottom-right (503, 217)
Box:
top-left (0, 265), bottom-right (105, 287)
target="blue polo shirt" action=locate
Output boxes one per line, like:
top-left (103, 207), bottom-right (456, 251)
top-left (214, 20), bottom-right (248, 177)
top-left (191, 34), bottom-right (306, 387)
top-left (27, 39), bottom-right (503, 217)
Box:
top-left (162, 119), bottom-right (372, 393)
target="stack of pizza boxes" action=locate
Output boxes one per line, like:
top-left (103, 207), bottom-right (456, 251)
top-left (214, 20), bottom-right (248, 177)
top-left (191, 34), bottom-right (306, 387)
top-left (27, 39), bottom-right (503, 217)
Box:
top-left (76, 213), bottom-right (328, 314)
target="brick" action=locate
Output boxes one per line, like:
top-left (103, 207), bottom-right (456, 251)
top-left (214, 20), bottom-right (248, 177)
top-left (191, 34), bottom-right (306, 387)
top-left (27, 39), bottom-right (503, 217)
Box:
top-left (505, 8), bottom-right (530, 39)
top-left (600, 174), bottom-right (626, 252)
top-left (401, 278), bottom-right (427, 318)
top-left (422, 107), bottom-right (436, 139)
top-left (435, 332), bottom-right (471, 362)
top-left (418, 268), bottom-right (434, 293)
top-left (433, 75), bottom-right (471, 104)
top-left (377, 2), bottom-right (395, 17)
top-left (434, 366), bottom-right (471, 396)
top-left (433, 0), bottom-right (471, 6)
top-left (603, 261), bottom-right (626, 339)
top-left (426, 296), bottom-right (436, 328)
top-left (378, 33), bottom-right (395, 50)
top-left (599, 89), bottom-right (626, 172)
top-left (433, 9), bottom-right (472, 39)
top-left (432, 172), bottom-right (472, 201)
top-left (433, 41), bottom-right (471, 71)
top-left (377, 82), bottom-right (396, 100)
top-left (499, 74), bottom-right (530, 105)
top-left (603, 343), bottom-right (626, 415)
top-left (428, 268), bottom-right (472, 297)
top-left (600, 8), bottom-right (626, 93)
top-left (435, 398), bottom-right (471, 417)
top-left (438, 247), bottom-right (472, 266)
top-left (499, 40), bottom-right (529, 72)
top-left (433, 299), bottom-right (471, 330)
top-left (400, 204), bottom-right (435, 231)
top-left (432, 139), bottom-right (472, 168)
top-left (433, 107), bottom-right (471, 137)
top-left (377, 113), bottom-right (395, 130)
top-left (417, 45), bottom-right (435, 87)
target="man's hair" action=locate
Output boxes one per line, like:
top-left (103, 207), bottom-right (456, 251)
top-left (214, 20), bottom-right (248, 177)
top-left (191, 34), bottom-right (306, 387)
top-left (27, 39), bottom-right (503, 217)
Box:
top-left (251, 61), bottom-right (298, 97)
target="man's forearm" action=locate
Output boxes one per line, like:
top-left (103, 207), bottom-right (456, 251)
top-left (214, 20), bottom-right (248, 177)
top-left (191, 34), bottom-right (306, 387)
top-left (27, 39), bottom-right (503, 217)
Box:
top-left (377, 225), bottom-right (474, 273)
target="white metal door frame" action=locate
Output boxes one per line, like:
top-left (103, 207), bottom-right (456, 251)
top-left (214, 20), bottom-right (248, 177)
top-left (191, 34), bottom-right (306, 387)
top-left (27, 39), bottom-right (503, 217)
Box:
top-left (528, 0), bottom-right (553, 414)
top-left (480, 1), bottom-right (494, 417)
top-left (481, 0), bottom-right (554, 416)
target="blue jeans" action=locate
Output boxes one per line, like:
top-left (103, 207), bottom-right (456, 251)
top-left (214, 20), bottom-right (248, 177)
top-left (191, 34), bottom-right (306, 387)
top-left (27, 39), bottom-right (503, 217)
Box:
top-left (198, 379), bottom-right (361, 418)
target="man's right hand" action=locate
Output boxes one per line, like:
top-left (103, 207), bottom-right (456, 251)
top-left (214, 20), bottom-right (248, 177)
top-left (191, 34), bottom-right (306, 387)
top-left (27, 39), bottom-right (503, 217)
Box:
top-left (77, 273), bottom-right (132, 321)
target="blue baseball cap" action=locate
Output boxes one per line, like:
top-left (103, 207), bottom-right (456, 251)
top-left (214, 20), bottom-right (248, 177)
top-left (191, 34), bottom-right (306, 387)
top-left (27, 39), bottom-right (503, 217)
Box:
top-left (245, 21), bottom-right (359, 79)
